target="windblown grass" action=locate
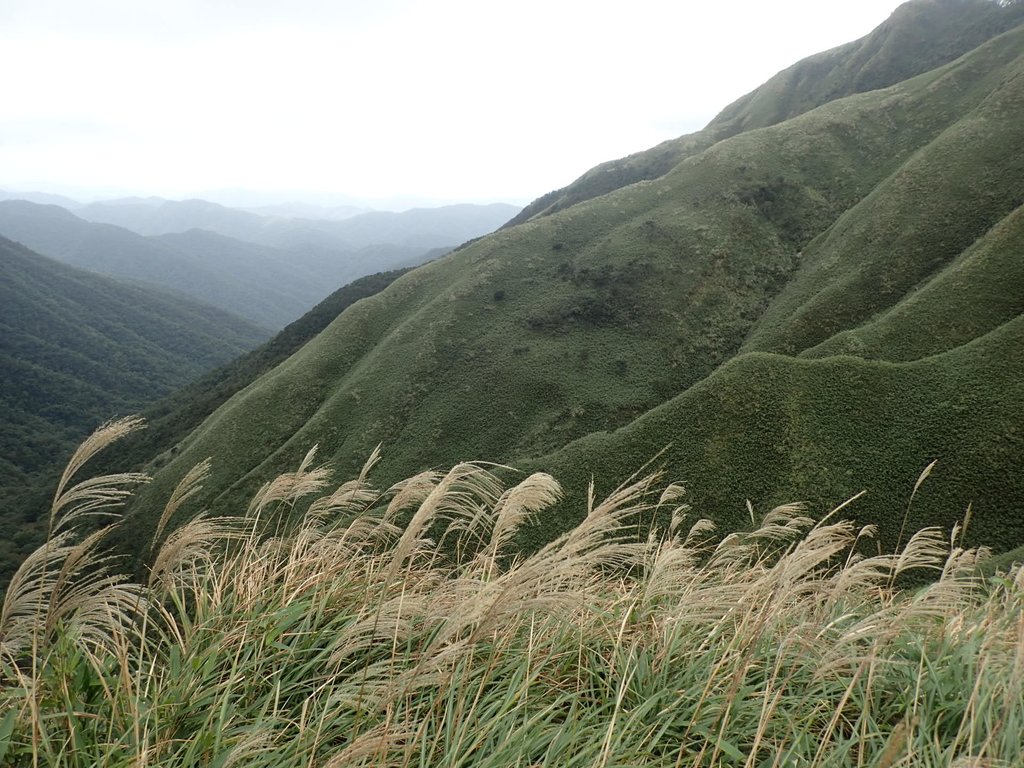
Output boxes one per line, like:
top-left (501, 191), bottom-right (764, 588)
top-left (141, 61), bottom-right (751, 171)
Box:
top-left (1, 419), bottom-right (1022, 767)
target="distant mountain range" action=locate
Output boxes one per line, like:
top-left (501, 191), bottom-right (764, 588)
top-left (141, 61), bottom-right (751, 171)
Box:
top-left (0, 199), bottom-right (519, 329)
top-left (112, 0), bottom-right (1024, 569)
top-left (69, 197), bottom-right (520, 251)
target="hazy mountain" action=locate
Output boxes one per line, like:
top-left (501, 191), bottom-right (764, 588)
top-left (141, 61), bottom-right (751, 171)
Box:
top-left (120, 0), bottom-right (1024, 564)
top-left (73, 197), bottom-right (521, 251)
top-left (0, 201), bottom-right (443, 329)
top-left (0, 236), bottom-right (267, 584)
top-left (0, 188), bottom-right (83, 209)
top-left (241, 202), bottom-right (368, 220)
top-left (265, 203), bottom-right (522, 250)
top-left (76, 197), bottom-right (271, 240)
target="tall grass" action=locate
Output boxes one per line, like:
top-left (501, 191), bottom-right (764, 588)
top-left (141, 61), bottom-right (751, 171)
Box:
top-left (1, 419), bottom-right (1021, 767)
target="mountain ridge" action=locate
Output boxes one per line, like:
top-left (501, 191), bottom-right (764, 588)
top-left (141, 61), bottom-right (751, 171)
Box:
top-left (506, 0), bottom-right (1024, 228)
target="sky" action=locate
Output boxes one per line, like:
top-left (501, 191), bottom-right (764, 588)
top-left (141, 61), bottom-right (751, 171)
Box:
top-left (0, 0), bottom-right (908, 208)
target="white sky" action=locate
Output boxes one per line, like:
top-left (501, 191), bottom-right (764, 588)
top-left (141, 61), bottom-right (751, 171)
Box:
top-left (0, 0), bottom-right (907, 207)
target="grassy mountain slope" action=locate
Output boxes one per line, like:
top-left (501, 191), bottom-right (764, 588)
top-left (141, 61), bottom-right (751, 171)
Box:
top-left (120, 7), bottom-right (1024, 562)
top-left (0, 237), bottom-right (267, 584)
top-left (99, 266), bottom-right (414, 482)
top-left (802, 202), bottom-right (1024, 362)
top-left (0, 201), bottom-right (439, 329)
top-left (528, 315), bottom-right (1024, 555)
top-left (742, 36), bottom-right (1024, 356)
top-left (506, 0), bottom-right (1024, 227)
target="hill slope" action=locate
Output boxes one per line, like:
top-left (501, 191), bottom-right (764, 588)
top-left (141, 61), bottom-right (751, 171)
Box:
top-left (118, 1), bottom-right (1023, 559)
top-left (0, 237), bottom-right (267, 583)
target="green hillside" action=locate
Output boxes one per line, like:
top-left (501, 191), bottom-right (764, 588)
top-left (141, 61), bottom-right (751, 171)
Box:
top-left (5, 3), bottom-right (1024, 764)
top-left (529, 316), bottom-right (1024, 554)
top-left (0, 237), bottom-right (267, 584)
top-left (98, 266), bottom-right (414, 482)
top-left (116, 1), bottom-right (1024, 564)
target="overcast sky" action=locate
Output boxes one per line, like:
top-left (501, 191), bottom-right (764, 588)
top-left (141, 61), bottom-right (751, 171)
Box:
top-left (0, 0), bottom-right (907, 208)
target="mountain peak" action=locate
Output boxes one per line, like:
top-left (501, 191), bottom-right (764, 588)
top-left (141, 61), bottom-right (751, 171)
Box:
top-left (507, 0), bottom-right (1024, 228)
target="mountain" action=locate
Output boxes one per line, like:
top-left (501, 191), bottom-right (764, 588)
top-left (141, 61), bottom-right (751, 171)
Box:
top-left (0, 201), bottom-right (443, 329)
top-left (74, 197), bottom-right (522, 251)
top-left (5, 4), bottom-right (1024, 763)
top-left (0, 236), bottom-right (268, 584)
top-left (76, 197), bottom-right (272, 241)
top-left (116, 0), bottom-right (1024, 559)
top-left (0, 189), bottom-right (83, 208)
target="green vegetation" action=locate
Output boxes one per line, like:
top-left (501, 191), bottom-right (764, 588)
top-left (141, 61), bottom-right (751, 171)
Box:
top-left (3, 421), bottom-right (1022, 766)
top-left (122, 7), bottom-right (1024, 571)
top-left (0, 238), bottom-right (267, 587)
top-left (527, 317), bottom-right (1024, 558)
top-left (0, 256), bottom-right (414, 588)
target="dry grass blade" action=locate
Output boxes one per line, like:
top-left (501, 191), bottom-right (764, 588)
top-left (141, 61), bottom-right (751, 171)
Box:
top-left (149, 515), bottom-right (246, 590)
top-left (894, 459), bottom-right (938, 555)
top-left (323, 723), bottom-right (414, 767)
top-left (914, 460), bottom-right (938, 495)
top-left (2, 419), bottom-right (152, 660)
top-left (44, 527), bottom-right (121, 635)
top-left (658, 482), bottom-right (687, 507)
top-left (152, 458), bottom-right (212, 549)
top-left (775, 520), bottom-right (858, 585)
top-left (50, 416), bottom-right (146, 514)
top-left (50, 472), bottom-right (150, 535)
top-left (381, 469), bottom-right (444, 526)
top-left (305, 446), bottom-right (383, 527)
top-left (0, 531), bottom-right (75, 657)
top-left (1, 529), bottom-right (147, 659)
top-left (246, 445), bottom-right (332, 522)
top-left (894, 527), bottom-right (948, 576)
top-left (551, 471), bottom-right (662, 563)
top-left (384, 463), bottom-right (502, 582)
top-left (489, 472), bottom-right (561, 555)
